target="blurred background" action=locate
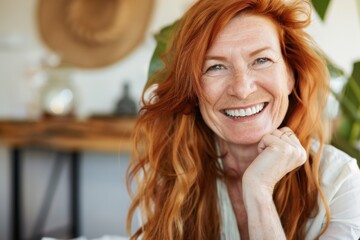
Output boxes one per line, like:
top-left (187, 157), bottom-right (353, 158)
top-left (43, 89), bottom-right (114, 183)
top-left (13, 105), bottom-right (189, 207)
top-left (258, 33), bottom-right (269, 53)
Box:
top-left (0, 0), bottom-right (359, 239)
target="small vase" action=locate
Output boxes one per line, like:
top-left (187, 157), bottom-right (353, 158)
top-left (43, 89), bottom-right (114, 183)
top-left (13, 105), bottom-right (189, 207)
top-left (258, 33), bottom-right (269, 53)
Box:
top-left (113, 82), bottom-right (137, 117)
top-left (40, 66), bottom-right (76, 118)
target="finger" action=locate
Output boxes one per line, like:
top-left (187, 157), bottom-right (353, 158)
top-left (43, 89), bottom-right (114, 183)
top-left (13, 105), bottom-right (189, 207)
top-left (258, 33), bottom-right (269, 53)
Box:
top-left (279, 126), bottom-right (293, 133)
top-left (277, 127), bottom-right (300, 144)
top-left (272, 129), bottom-right (286, 138)
top-left (258, 133), bottom-right (307, 167)
top-left (257, 133), bottom-right (287, 153)
top-left (278, 127), bottom-right (294, 137)
top-left (271, 128), bottom-right (295, 145)
top-left (283, 131), bottom-right (295, 138)
top-left (278, 128), bottom-right (307, 164)
top-left (268, 128), bottom-right (305, 162)
top-left (280, 131), bottom-right (294, 142)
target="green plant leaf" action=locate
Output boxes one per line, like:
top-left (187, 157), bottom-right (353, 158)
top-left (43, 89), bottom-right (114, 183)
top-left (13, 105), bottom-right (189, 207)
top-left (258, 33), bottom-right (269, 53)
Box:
top-left (326, 57), bottom-right (344, 78)
top-left (343, 62), bottom-right (360, 114)
top-left (332, 90), bottom-right (360, 122)
top-left (336, 61), bottom-right (360, 144)
top-left (146, 21), bottom-right (178, 87)
top-left (332, 134), bottom-right (360, 166)
top-left (311, 0), bottom-right (331, 21)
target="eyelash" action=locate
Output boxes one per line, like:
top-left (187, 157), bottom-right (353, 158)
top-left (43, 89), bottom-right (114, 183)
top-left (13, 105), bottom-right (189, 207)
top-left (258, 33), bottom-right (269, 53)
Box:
top-left (204, 57), bottom-right (273, 74)
top-left (206, 64), bottom-right (225, 72)
top-left (252, 57), bottom-right (273, 69)
top-left (253, 57), bottom-right (272, 66)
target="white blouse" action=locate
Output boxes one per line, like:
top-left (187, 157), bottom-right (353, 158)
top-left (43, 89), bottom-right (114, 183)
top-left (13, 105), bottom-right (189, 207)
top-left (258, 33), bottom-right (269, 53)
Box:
top-left (217, 143), bottom-right (360, 239)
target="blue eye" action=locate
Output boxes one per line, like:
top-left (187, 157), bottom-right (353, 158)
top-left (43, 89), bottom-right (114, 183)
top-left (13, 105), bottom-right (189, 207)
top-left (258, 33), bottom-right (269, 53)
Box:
top-left (252, 57), bottom-right (273, 69)
top-left (207, 64), bottom-right (224, 72)
top-left (255, 58), bottom-right (270, 65)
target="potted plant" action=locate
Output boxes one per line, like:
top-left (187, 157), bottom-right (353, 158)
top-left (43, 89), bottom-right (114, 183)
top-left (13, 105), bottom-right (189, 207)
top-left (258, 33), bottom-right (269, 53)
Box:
top-left (312, 0), bottom-right (360, 163)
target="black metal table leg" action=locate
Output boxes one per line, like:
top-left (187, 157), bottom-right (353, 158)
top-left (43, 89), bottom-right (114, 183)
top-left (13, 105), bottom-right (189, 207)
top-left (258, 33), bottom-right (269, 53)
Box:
top-left (11, 147), bottom-right (21, 240)
top-left (30, 152), bottom-right (65, 240)
top-left (11, 149), bottom-right (81, 239)
top-left (70, 151), bottom-right (80, 237)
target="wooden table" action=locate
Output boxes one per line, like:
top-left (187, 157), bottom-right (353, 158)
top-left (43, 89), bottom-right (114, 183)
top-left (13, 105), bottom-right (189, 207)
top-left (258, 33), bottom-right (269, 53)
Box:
top-left (0, 116), bottom-right (136, 240)
top-left (0, 116), bottom-right (136, 152)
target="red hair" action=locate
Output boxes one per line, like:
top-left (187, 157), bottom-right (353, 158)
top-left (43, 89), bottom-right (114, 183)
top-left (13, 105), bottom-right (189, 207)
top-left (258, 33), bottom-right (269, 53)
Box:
top-left (127, 0), bottom-right (330, 239)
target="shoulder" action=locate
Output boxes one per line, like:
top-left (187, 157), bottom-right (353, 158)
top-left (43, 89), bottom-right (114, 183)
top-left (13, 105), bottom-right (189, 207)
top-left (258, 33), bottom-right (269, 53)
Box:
top-left (308, 143), bottom-right (360, 238)
top-left (312, 143), bottom-right (359, 188)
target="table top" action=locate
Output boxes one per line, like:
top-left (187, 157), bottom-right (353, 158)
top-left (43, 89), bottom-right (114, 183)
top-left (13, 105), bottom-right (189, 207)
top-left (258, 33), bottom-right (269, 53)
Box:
top-left (0, 116), bottom-right (137, 153)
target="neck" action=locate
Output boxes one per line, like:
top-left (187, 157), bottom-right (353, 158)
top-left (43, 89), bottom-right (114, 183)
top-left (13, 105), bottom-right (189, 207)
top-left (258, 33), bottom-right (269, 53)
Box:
top-left (217, 138), bottom-right (259, 178)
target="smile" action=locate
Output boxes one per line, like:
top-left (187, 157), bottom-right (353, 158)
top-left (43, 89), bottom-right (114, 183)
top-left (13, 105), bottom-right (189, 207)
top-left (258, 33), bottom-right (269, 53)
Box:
top-left (223, 102), bottom-right (268, 118)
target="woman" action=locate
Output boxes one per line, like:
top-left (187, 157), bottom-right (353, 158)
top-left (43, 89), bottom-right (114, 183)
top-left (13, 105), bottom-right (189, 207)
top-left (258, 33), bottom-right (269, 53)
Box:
top-left (127, 0), bottom-right (360, 239)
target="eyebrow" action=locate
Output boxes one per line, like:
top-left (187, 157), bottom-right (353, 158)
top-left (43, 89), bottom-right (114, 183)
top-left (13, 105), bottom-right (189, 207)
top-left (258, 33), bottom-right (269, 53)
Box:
top-left (204, 55), bottom-right (227, 61)
top-left (204, 46), bottom-right (275, 61)
top-left (248, 46), bottom-right (273, 58)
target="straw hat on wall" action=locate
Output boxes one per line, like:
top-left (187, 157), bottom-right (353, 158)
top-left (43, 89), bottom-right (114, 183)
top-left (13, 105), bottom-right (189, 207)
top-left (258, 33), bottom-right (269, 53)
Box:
top-left (37, 0), bottom-right (155, 68)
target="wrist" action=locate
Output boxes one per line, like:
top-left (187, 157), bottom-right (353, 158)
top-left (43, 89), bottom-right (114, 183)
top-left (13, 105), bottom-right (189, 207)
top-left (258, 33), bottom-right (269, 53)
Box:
top-left (242, 172), bottom-right (275, 196)
top-left (242, 180), bottom-right (277, 222)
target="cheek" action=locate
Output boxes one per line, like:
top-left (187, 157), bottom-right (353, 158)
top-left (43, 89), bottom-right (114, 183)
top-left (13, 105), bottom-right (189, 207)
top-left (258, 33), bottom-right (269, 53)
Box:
top-left (199, 96), bottom-right (214, 117)
top-left (198, 87), bottom-right (221, 128)
top-left (198, 102), bottom-right (214, 131)
top-left (200, 80), bottom-right (222, 106)
top-left (262, 70), bottom-right (292, 96)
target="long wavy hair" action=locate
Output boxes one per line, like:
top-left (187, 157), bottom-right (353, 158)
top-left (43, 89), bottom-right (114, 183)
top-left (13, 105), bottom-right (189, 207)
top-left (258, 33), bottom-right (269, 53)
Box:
top-left (127, 0), bottom-right (330, 239)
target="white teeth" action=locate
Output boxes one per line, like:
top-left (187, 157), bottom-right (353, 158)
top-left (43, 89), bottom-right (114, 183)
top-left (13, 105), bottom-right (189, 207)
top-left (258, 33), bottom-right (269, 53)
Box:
top-left (224, 103), bottom-right (265, 118)
top-left (239, 109), bottom-right (245, 117)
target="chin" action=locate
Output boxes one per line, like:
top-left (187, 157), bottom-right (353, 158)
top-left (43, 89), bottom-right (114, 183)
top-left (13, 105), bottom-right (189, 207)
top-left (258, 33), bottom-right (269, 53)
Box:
top-left (228, 134), bottom-right (263, 146)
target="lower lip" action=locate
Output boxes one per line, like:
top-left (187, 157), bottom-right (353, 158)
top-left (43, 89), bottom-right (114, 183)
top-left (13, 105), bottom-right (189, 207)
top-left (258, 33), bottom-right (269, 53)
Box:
top-left (224, 105), bottom-right (267, 122)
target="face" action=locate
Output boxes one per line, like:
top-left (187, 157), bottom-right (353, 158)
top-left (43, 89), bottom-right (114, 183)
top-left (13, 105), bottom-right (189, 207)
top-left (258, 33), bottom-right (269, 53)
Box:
top-left (199, 14), bottom-right (294, 146)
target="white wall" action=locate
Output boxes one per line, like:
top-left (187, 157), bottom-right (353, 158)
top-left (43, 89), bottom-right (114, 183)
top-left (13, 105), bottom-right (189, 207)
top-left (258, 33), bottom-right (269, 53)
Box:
top-left (0, 0), bottom-right (359, 239)
top-left (307, 0), bottom-right (360, 75)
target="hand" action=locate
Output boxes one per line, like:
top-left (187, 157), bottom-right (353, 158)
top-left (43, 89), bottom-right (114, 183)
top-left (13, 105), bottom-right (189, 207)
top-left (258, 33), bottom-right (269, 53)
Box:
top-left (242, 127), bottom-right (307, 194)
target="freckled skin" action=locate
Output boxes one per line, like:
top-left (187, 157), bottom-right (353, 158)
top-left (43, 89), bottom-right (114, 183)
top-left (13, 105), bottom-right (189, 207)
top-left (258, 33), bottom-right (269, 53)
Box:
top-left (199, 14), bottom-right (294, 146)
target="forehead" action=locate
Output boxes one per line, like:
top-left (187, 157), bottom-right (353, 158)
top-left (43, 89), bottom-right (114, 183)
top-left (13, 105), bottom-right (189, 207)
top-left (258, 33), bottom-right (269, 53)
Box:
top-left (208, 14), bottom-right (281, 53)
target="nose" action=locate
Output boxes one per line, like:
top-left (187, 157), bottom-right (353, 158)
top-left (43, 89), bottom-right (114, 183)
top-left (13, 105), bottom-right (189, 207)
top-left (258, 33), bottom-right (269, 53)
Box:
top-left (227, 71), bottom-right (256, 99)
